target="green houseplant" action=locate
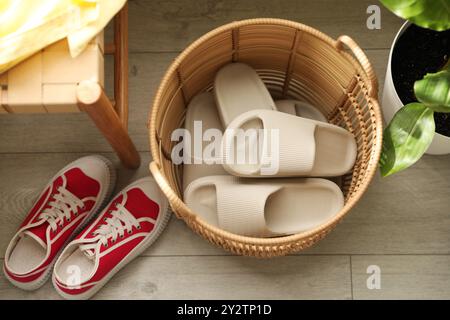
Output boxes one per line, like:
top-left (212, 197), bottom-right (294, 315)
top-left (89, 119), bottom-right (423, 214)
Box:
top-left (379, 0), bottom-right (450, 177)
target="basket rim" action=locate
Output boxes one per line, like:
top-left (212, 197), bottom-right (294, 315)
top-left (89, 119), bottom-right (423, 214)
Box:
top-left (148, 18), bottom-right (383, 247)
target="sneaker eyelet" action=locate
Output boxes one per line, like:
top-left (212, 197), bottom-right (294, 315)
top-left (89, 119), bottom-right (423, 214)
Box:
top-left (103, 217), bottom-right (107, 221)
top-left (128, 230), bottom-right (132, 234)
top-left (137, 225), bottom-right (142, 230)
top-left (120, 234), bottom-right (124, 238)
top-left (67, 218), bottom-right (71, 222)
top-left (104, 243), bottom-right (108, 248)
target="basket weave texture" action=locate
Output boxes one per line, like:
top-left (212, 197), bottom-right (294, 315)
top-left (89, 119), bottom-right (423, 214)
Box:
top-left (149, 18), bottom-right (383, 257)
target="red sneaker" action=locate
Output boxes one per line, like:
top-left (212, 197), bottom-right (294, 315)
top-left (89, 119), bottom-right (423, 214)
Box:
top-left (52, 177), bottom-right (169, 299)
top-left (3, 156), bottom-right (116, 291)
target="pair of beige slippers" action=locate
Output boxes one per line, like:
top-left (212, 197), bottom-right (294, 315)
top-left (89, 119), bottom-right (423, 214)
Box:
top-left (182, 63), bottom-right (357, 238)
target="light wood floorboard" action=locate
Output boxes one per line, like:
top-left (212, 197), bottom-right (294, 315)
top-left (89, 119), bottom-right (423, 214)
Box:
top-left (1, 0), bottom-right (447, 299)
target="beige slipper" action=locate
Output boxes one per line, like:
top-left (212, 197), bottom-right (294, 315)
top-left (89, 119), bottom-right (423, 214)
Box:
top-left (214, 63), bottom-right (276, 126)
top-left (182, 92), bottom-right (228, 192)
top-left (222, 109), bottom-right (357, 177)
top-left (184, 175), bottom-right (344, 237)
top-left (276, 100), bottom-right (343, 186)
top-left (276, 99), bottom-right (327, 122)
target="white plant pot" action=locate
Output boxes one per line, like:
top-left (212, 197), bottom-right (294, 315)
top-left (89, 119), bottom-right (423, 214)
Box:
top-left (382, 21), bottom-right (450, 155)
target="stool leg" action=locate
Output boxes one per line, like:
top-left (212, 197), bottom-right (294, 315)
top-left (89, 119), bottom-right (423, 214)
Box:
top-left (114, 2), bottom-right (129, 127)
top-left (77, 81), bottom-right (140, 169)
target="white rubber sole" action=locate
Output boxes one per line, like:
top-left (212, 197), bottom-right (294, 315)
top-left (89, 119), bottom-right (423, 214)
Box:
top-left (52, 183), bottom-right (170, 300)
top-left (3, 155), bottom-right (117, 291)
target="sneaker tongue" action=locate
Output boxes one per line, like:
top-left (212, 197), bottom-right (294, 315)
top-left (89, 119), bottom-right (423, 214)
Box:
top-left (79, 242), bottom-right (99, 261)
top-left (81, 248), bottom-right (96, 260)
top-left (22, 228), bottom-right (47, 250)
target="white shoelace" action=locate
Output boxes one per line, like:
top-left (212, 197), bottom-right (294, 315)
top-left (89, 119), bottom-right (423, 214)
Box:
top-left (80, 203), bottom-right (140, 259)
top-left (39, 186), bottom-right (85, 232)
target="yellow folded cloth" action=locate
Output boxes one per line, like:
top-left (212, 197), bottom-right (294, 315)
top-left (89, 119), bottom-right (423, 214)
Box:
top-left (0, 0), bottom-right (126, 74)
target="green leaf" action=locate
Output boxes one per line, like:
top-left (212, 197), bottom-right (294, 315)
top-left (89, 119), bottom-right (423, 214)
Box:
top-left (380, 0), bottom-right (450, 31)
top-left (414, 69), bottom-right (450, 112)
top-left (380, 103), bottom-right (435, 177)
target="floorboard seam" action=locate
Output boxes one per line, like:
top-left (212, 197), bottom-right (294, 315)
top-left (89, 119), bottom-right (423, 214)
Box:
top-left (349, 255), bottom-right (354, 300)
top-left (2, 253), bottom-right (450, 260)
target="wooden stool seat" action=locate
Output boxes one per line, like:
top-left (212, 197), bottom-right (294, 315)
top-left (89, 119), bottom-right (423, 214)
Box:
top-left (0, 3), bottom-right (140, 169)
top-left (0, 35), bottom-right (104, 113)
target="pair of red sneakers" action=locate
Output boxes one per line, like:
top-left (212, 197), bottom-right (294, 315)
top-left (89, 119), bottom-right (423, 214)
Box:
top-left (3, 156), bottom-right (169, 299)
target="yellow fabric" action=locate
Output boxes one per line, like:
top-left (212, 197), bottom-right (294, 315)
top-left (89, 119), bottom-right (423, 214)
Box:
top-left (0, 0), bottom-right (126, 74)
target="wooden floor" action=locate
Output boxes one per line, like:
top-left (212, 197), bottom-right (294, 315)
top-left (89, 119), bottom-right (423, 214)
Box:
top-left (1, 0), bottom-right (449, 300)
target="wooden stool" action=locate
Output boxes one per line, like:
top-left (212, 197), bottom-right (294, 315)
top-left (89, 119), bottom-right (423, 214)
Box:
top-left (0, 3), bottom-right (140, 169)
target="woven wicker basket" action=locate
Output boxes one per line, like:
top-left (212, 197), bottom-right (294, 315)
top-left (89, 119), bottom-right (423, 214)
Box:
top-left (148, 18), bottom-right (382, 257)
